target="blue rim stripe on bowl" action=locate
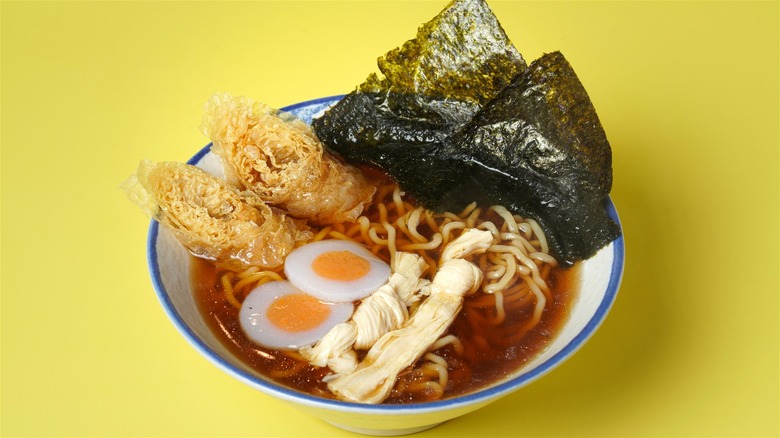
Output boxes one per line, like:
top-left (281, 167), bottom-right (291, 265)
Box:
top-left (147, 96), bottom-right (625, 413)
top-left (281, 94), bottom-right (344, 117)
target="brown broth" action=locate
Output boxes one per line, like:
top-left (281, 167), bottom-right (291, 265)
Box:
top-left (191, 255), bottom-right (579, 404)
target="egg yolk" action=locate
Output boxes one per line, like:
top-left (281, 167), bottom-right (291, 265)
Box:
top-left (311, 250), bottom-right (371, 281)
top-left (266, 293), bottom-right (331, 332)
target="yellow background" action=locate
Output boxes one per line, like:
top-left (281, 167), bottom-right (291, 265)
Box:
top-left (2, 1), bottom-right (777, 437)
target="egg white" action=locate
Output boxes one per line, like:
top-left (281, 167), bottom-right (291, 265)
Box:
top-left (239, 280), bottom-right (354, 350)
top-left (284, 240), bottom-right (391, 303)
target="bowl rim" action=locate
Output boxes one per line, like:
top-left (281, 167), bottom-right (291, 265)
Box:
top-left (146, 96), bottom-right (625, 414)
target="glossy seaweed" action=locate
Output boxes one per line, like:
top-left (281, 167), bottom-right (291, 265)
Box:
top-left (313, 0), bottom-right (525, 154)
top-left (312, 0), bottom-right (620, 264)
top-left (448, 52), bottom-right (620, 264)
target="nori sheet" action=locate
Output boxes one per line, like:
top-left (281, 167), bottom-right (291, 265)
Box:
top-left (447, 51), bottom-right (620, 264)
top-left (313, 0), bottom-right (620, 265)
top-left (313, 0), bottom-right (525, 155)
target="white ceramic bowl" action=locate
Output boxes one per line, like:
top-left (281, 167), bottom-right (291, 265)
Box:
top-left (147, 96), bottom-right (625, 436)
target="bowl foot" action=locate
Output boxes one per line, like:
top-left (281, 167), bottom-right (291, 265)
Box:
top-left (325, 420), bottom-right (444, 436)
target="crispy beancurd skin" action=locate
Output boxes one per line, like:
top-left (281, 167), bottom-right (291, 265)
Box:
top-left (201, 93), bottom-right (376, 225)
top-left (123, 160), bottom-right (312, 271)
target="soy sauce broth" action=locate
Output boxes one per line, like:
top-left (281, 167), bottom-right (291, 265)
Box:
top-left (191, 256), bottom-right (579, 404)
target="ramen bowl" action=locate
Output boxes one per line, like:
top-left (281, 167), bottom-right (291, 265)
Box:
top-left (146, 97), bottom-right (625, 436)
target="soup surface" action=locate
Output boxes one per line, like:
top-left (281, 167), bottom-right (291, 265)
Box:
top-left (191, 212), bottom-right (579, 403)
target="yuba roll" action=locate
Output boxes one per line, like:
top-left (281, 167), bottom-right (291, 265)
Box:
top-left (201, 93), bottom-right (376, 226)
top-left (122, 160), bottom-right (311, 271)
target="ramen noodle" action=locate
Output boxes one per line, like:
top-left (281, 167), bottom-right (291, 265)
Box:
top-left (190, 177), bottom-right (576, 404)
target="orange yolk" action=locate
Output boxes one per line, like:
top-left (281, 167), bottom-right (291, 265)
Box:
top-left (311, 250), bottom-right (371, 281)
top-left (266, 293), bottom-right (331, 332)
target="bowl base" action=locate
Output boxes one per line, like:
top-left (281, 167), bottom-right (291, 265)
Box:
top-left (325, 420), bottom-right (444, 436)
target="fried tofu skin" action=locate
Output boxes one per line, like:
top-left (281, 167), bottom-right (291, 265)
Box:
top-left (201, 93), bottom-right (375, 226)
top-left (123, 160), bottom-right (311, 271)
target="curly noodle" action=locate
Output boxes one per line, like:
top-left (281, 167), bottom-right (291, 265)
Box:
top-left (214, 182), bottom-right (557, 401)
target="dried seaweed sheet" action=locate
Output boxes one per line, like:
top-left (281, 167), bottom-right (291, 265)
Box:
top-left (313, 0), bottom-right (620, 264)
top-left (448, 52), bottom-right (620, 264)
top-left (313, 0), bottom-right (524, 154)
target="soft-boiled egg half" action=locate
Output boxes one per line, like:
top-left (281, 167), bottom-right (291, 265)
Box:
top-left (239, 280), bottom-right (354, 350)
top-left (284, 240), bottom-right (391, 303)
top-left (239, 240), bottom-right (391, 350)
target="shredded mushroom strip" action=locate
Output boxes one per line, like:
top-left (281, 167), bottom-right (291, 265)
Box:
top-left (326, 229), bottom-right (493, 404)
top-left (299, 252), bottom-right (429, 374)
